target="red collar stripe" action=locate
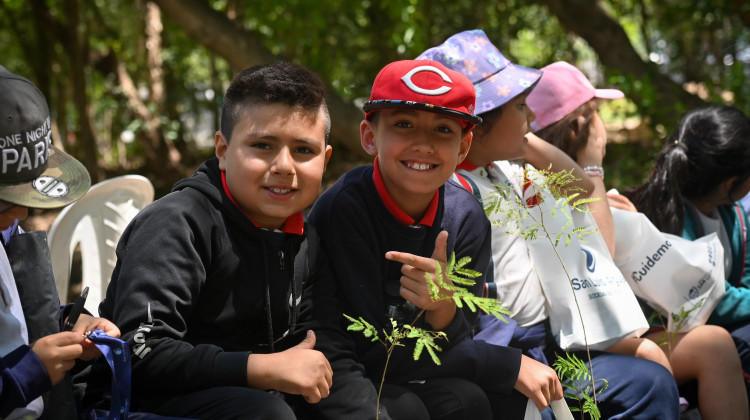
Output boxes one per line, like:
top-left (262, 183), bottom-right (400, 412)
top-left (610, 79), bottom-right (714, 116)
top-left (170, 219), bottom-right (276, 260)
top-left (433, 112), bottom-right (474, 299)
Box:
top-left (221, 170), bottom-right (241, 209)
top-left (456, 160), bottom-right (479, 171)
top-left (372, 157), bottom-right (438, 227)
top-left (452, 172), bottom-right (474, 194)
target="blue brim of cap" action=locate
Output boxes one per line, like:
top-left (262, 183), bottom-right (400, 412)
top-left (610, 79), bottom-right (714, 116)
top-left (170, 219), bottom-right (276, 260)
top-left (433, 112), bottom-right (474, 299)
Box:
top-left (362, 99), bottom-right (483, 125)
top-left (474, 63), bottom-right (542, 114)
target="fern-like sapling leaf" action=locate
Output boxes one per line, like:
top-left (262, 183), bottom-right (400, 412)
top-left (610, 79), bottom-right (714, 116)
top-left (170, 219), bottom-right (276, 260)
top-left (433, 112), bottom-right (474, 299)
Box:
top-left (425, 341), bottom-right (441, 365)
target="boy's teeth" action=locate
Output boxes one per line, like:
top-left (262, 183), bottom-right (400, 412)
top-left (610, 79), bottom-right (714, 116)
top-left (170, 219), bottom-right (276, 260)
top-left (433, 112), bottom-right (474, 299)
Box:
top-left (269, 188), bottom-right (291, 194)
top-left (407, 162), bottom-right (432, 171)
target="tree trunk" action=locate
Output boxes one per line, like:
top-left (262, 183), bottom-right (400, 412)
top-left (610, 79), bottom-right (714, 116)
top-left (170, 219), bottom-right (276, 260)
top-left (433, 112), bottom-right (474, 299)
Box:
top-left (63, 0), bottom-right (101, 181)
top-left (535, 0), bottom-right (706, 126)
top-left (151, 0), bottom-right (367, 160)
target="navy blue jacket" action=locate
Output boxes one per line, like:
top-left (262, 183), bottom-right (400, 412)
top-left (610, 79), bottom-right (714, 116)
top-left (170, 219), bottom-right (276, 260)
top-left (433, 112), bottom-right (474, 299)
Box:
top-left (309, 165), bottom-right (522, 394)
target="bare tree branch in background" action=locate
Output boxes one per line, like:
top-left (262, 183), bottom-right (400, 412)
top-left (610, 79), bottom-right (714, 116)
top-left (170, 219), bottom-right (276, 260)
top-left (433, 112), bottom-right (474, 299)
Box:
top-left (151, 0), bottom-right (367, 159)
top-left (535, 0), bottom-right (706, 125)
top-left (731, 0), bottom-right (750, 30)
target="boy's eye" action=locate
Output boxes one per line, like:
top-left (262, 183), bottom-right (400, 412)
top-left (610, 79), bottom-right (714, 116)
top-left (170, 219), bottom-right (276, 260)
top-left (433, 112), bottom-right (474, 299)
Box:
top-left (251, 142), bottom-right (271, 150)
top-left (394, 121), bottom-right (413, 128)
top-left (295, 146), bottom-right (315, 154)
top-left (435, 126), bottom-right (454, 134)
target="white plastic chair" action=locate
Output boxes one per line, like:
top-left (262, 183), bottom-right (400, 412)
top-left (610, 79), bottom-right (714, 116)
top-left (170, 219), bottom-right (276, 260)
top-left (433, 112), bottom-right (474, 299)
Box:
top-left (48, 175), bottom-right (155, 314)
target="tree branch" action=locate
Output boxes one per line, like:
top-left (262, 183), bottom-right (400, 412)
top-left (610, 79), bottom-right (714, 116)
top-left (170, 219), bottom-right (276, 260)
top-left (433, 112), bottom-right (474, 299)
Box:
top-left (535, 0), bottom-right (706, 125)
top-left (150, 0), bottom-right (367, 159)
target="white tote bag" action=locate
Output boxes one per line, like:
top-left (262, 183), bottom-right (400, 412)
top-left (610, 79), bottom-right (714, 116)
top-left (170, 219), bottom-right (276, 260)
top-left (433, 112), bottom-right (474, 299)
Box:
top-left (524, 399), bottom-right (574, 420)
top-left (518, 179), bottom-right (649, 351)
top-left (610, 207), bottom-right (725, 332)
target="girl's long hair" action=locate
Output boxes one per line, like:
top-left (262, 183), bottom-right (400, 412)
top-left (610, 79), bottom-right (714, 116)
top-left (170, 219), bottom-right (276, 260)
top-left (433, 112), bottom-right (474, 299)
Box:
top-left (627, 105), bottom-right (750, 234)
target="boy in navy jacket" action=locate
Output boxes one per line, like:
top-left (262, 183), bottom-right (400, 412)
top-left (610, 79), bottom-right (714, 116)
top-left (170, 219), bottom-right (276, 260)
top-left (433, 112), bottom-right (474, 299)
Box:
top-left (95, 62), bottom-right (381, 419)
top-left (309, 60), bottom-right (562, 419)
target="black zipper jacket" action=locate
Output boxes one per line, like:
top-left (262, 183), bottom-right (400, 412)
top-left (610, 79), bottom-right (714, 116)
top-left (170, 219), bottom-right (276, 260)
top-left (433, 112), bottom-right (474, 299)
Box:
top-left (98, 158), bottom-right (383, 418)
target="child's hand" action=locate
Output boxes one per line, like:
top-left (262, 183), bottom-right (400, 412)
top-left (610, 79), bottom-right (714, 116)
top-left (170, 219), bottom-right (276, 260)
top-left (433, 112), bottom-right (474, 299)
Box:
top-left (385, 231), bottom-right (456, 330)
top-left (576, 118), bottom-right (607, 168)
top-left (246, 330), bottom-right (333, 403)
top-left (606, 192), bottom-right (638, 212)
top-left (70, 314), bottom-right (122, 360)
top-left (515, 355), bottom-right (564, 412)
top-left (31, 332), bottom-right (84, 385)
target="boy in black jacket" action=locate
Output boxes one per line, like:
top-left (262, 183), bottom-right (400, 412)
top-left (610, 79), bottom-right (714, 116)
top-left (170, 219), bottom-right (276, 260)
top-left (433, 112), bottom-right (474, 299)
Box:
top-left (96, 62), bottom-right (382, 419)
top-left (308, 60), bottom-right (563, 419)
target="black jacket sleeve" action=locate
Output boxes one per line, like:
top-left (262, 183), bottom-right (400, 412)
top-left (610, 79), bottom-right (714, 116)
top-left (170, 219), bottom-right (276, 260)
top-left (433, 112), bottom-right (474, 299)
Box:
top-left (99, 195), bottom-right (249, 397)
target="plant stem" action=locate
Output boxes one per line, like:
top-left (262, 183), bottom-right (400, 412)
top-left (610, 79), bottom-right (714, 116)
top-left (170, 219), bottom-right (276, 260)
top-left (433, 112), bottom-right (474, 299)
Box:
top-left (533, 204), bottom-right (598, 404)
top-left (410, 308), bottom-right (427, 326)
top-left (376, 341), bottom-right (396, 420)
top-left (376, 308), bottom-right (427, 420)
top-left (546, 236), bottom-right (598, 404)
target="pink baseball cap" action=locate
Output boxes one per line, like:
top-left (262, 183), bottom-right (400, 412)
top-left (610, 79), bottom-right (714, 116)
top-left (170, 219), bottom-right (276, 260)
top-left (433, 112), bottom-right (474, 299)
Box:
top-left (527, 61), bottom-right (624, 131)
top-left (362, 59), bottom-right (482, 129)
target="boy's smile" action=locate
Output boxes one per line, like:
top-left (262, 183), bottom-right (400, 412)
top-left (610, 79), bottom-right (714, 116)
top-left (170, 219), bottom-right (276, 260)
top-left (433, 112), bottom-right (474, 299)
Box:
top-left (361, 109), bottom-right (471, 220)
top-left (216, 103), bottom-right (331, 229)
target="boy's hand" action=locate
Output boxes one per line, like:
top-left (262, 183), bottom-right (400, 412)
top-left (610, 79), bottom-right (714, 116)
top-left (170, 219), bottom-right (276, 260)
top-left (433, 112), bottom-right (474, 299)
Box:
top-left (31, 332), bottom-right (84, 385)
top-left (515, 355), bottom-right (564, 412)
top-left (70, 314), bottom-right (121, 360)
top-left (386, 231), bottom-right (457, 330)
top-left (246, 330), bottom-right (333, 403)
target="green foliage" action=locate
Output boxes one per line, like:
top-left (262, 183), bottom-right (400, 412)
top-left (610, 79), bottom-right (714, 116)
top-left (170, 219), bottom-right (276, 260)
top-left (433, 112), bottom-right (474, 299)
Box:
top-left (346, 251), bottom-right (511, 366)
top-left (404, 324), bottom-right (445, 365)
top-left (484, 166), bottom-right (609, 416)
top-left (553, 353), bottom-right (608, 420)
top-left (345, 251), bottom-right (511, 419)
top-left (425, 254), bottom-right (512, 320)
top-left (483, 166), bottom-right (600, 247)
top-left (344, 314), bottom-right (380, 341)
top-left (647, 299), bottom-right (704, 359)
top-left (2, 0), bottom-right (748, 195)
top-left (344, 313), bottom-right (448, 365)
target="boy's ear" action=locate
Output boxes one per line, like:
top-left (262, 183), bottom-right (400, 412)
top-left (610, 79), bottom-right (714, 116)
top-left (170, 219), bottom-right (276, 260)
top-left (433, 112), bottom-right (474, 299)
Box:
top-left (215, 131), bottom-right (228, 170)
top-left (360, 119), bottom-right (378, 156)
top-left (457, 131), bottom-right (473, 164)
top-left (323, 145), bottom-right (333, 171)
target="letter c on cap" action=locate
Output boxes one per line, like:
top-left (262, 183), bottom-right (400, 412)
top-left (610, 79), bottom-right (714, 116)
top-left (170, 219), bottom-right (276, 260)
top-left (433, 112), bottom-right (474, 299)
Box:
top-left (401, 66), bottom-right (452, 96)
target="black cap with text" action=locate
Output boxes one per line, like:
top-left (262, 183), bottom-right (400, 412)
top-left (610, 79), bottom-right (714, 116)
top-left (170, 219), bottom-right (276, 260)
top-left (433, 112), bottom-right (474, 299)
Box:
top-left (0, 65), bottom-right (90, 209)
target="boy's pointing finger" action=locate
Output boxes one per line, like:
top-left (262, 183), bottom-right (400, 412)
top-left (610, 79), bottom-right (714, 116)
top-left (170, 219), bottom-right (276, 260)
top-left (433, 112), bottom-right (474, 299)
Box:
top-left (385, 251), bottom-right (435, 272)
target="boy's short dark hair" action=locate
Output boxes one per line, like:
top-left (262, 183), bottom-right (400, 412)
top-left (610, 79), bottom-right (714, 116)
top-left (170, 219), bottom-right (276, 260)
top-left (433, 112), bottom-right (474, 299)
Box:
top-left (220, 61), bottom-right (331, 143)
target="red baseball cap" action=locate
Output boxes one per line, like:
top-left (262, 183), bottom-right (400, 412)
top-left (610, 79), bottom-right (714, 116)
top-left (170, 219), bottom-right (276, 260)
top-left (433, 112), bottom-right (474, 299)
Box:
top-left (362, 59), bottom-right (482, 129)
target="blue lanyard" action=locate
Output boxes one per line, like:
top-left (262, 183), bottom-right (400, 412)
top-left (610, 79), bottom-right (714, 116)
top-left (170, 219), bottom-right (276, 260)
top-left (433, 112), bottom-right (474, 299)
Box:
top-left (87, 329), bottom-right (131, 420)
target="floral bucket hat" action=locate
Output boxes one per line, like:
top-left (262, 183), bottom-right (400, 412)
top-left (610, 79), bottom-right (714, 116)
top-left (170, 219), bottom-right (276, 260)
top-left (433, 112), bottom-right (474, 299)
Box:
top-left (418, 29), bottom-right (542, 115)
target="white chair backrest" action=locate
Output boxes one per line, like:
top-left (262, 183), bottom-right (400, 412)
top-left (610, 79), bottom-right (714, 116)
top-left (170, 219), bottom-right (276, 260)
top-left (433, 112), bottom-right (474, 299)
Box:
top-left (48, 175), bottom-right (154, 314)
